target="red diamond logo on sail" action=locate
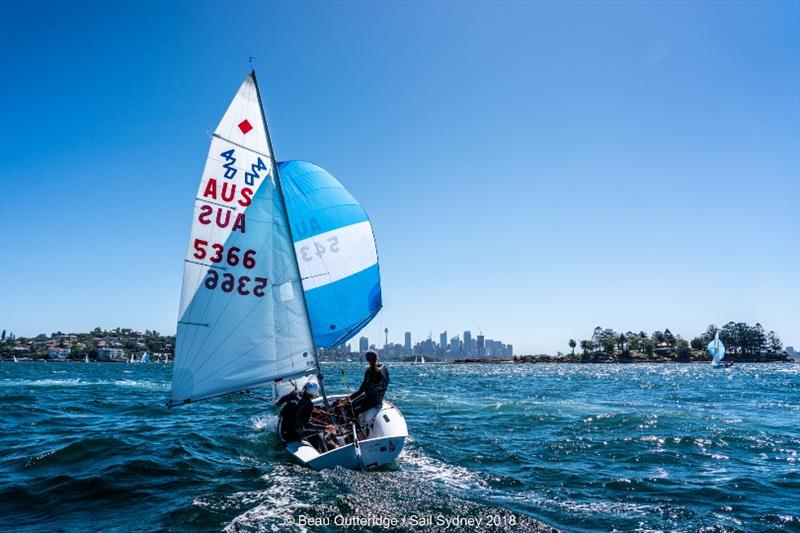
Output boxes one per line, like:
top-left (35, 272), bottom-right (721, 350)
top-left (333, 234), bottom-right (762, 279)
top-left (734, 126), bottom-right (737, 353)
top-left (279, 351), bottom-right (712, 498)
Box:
top-left (238, 119), bottom-right (253, 134)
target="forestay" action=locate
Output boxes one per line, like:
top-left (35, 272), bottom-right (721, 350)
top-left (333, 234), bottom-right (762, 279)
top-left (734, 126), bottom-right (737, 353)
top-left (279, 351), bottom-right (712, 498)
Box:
top-left (279, 161), bottom-right (382, 349)
top-left (170, 74), bottom-right (316, 406)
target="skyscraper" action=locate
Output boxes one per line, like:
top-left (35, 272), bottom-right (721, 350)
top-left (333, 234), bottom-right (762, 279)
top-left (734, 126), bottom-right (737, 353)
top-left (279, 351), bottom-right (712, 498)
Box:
top-left (463, 330), bottom-right (472, 355)
top-left (477, 335), bottom-right (485, 358)
top-left (359, 336), bottom-right (369, 353)
top-left (449, 336), bottom-right (461, 355)
top-left (439, 331), bottom-right (447, 356)
top-left (404, 331), bottom-right (411, 354)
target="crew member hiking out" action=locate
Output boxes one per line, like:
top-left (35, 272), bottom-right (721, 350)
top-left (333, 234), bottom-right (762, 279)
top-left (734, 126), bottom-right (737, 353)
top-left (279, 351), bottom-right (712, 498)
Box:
top-left (276, 381), bottom-right (336, 446)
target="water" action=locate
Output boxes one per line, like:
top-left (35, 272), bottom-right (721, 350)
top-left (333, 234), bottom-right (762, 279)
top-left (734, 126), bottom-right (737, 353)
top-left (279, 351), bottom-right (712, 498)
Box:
top-left (1, 362), bottom-right (798, 532)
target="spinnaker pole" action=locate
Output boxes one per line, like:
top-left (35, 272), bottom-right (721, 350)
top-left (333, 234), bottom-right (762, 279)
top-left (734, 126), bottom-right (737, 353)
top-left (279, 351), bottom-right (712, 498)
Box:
top-left (250, 69), bottom-right (330, 405)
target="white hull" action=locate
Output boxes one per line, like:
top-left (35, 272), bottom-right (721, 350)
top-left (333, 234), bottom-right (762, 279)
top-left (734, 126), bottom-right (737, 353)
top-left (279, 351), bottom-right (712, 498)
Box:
top-left (281, 394), bottom-right (408, 471)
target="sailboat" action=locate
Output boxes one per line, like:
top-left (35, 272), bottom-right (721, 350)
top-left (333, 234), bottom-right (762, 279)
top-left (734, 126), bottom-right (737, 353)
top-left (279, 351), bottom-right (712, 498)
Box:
top-left (168, 71), bottom-right (407, 471)
top-left (85, 354), bottom-right (90, 363)
top-left (707, 332), bottom-right (729, 368)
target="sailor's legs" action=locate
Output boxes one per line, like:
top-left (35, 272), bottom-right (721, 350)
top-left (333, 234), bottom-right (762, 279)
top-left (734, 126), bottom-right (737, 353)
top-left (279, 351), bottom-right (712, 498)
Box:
top-left (351, 395), bottom-right (382, 416)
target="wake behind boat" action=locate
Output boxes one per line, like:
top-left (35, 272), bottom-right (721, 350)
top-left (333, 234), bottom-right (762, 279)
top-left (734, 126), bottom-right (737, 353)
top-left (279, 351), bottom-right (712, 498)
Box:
top-left (167, 71), bottom-right (407, 471)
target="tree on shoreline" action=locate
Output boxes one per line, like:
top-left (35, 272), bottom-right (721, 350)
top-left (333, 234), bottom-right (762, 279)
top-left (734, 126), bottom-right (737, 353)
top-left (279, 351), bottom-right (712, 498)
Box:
top-left (571, 321), bottom-right (786, 362)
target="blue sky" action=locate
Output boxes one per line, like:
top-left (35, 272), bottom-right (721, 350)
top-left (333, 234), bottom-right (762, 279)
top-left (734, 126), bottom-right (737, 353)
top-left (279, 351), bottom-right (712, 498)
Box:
top-left (1, 1), bottom-right (798, 353)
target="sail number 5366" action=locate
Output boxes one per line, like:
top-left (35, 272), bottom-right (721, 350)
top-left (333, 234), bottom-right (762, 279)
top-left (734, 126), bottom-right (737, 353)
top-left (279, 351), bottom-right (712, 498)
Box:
top-left (193, 239), bottom-right (256, 268)
top-left (204, 270), bottom-right (268, 297)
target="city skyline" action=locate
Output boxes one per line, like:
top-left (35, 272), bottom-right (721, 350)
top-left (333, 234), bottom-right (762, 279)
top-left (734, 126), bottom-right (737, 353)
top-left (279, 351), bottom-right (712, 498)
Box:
top-left (1, 2), bottom-right (798, 354)
top-left (331, 328), bottom-right (514, 358)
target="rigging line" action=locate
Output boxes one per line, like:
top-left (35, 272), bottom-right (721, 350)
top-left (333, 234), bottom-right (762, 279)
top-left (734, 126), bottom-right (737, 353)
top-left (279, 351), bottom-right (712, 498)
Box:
top-left (252, 69), bottom-right (320, 378)
top-left (211, 133), bottom-right (272, 159)
top-left (195, 197), bottom-right (239, 211)
top-left (173, 367), bottom-right (312, 407)
top-left (301, 273), bottom-right (330, 281)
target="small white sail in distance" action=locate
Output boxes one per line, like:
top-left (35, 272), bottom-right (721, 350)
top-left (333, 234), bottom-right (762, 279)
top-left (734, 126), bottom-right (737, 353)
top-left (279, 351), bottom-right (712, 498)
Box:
top-left (170, 73), bottom-right (316, 406)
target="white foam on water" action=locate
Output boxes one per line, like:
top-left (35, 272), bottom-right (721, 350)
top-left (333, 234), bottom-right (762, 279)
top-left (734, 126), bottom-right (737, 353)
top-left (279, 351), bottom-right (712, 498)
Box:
top-left (3, 378), bottom-right (85, 387)
top-left (222, 467), bottom-right (319, 532)
top-left (521, 491), bottom-right (669, 520)
top-left (397, 445), bottom-right (486, 492)
top-left (251, 414), bottom-right (278, 431)
top-left (0, 378), bottom-right (168, 390)
top-left (112, 379), bottom-right (168, 390)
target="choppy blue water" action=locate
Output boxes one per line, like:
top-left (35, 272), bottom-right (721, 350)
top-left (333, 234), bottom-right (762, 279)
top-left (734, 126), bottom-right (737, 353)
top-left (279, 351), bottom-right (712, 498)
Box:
top-left (1, 362), bottom-right (798, 532)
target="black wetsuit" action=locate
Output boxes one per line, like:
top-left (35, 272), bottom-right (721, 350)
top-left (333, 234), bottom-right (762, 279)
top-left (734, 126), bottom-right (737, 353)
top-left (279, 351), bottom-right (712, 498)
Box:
top-left (349, 364), bottom-right (390, 415)
top-left (276, 391), bottom-right (328, 442)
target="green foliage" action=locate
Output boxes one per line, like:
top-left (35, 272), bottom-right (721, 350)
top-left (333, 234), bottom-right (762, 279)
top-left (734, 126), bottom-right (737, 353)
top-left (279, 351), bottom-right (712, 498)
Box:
top-left (690, 337), bottom-right (705, 351)
top-left (675, 339), bottom-right (691, 362)
top-left (571, 321), bottom-right (785, 362)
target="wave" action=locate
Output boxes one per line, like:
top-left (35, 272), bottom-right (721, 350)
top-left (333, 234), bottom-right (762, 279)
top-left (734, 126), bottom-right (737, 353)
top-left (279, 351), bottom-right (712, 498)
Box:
top-left (0, 378), bottom-right (167, 390)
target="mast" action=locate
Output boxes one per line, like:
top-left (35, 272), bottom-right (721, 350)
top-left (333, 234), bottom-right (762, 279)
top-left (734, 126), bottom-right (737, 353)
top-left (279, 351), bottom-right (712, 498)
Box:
top-left (250, 69), bottom-right (329, 405)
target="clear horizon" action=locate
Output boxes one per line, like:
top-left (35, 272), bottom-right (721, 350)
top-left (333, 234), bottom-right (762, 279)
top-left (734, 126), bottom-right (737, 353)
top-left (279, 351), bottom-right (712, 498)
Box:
top-left (1, 1), bottom-right (798, 353)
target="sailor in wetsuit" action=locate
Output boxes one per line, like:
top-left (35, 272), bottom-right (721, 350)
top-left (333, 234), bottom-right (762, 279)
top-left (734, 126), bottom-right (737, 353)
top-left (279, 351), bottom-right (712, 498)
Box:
top-left (345, 350), bottom-right (390, 416)
top-left (276, 381), bottom-right (335, 444)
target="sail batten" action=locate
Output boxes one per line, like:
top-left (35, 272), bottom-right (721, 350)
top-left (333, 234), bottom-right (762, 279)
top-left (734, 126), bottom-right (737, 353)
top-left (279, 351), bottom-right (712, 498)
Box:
top-left (170, 74), bottom-right (316, 406)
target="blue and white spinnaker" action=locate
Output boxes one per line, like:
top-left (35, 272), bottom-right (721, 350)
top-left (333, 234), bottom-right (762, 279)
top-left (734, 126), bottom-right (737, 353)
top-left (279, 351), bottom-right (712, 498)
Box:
top-left (279, 161), bottom-right (382, 349)
top-left (707, 332), bottom-right (726, 367)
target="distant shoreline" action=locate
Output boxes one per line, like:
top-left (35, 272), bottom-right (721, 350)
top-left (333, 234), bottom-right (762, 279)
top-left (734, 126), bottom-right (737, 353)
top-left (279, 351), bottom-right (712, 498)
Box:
top-left (451, 353), bottom-right (795, 365)
top-left (1, 358), bottom-right (168, 364)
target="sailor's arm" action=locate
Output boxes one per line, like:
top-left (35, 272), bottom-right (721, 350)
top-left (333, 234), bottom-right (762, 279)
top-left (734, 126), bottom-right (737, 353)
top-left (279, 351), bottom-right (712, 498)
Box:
top-left (275, 392), bottom-right (294, 406)
top-left (348, 370), bottom-right (369, 399)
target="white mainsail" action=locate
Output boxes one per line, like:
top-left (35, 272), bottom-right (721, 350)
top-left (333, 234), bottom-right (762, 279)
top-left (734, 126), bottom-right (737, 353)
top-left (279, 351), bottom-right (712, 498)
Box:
top-left (170, 73), bottom-right (316, 406)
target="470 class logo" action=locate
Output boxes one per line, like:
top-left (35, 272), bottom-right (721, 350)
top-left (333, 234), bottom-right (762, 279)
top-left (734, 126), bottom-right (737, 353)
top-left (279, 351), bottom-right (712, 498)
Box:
top-left (220, 148), bottom-right (270, 186)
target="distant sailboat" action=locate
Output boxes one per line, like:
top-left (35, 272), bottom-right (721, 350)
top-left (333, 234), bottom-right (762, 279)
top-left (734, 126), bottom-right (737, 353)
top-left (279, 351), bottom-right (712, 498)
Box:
top-left (707, 332), bottom-right (728, 368)
top-left (168, 71), bottom-right (407, 471)
top-left (13, 355), bottom-right (18, 363)
top-left (85, 354), bottom-right (89, 363)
